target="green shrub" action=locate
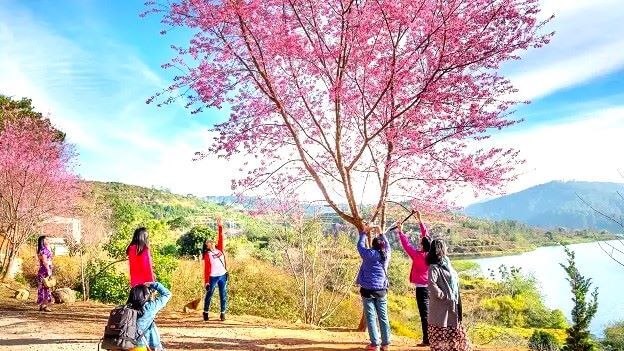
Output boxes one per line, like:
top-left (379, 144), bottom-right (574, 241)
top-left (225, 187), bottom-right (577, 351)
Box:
top-left (87, 260), bottom-right (129, 304)
top-left (529, 330), bottom-right (560, 351)
top-left (177, 225), bottom-right (214, 257)
top-left (152, 253), bottom-right (179, 289)
top-left (603, 321), bottom-right (624, 351)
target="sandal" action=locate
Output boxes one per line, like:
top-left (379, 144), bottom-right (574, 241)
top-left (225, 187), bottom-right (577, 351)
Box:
top-left (42, 306), bottom-right (52, 312)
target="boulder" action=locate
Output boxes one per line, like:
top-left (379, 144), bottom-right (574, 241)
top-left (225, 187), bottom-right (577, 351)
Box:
top-left (52, 287), bottom-right (77, 304)
top-left (14, 289), bottom-right (29, 300)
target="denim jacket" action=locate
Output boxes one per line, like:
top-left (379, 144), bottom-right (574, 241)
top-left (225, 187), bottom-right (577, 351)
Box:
top-left (136, 282), bottom-right (171, 350)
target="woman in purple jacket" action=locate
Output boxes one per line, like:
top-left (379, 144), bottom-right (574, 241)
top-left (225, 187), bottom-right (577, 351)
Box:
top-left (397, 211), bottom-right (431, 346)
top-left (356, 223), bottom-right (392, 351)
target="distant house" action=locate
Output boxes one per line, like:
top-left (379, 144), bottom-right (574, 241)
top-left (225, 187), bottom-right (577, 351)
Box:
top-left (39, 216), bottom-right (82, 256)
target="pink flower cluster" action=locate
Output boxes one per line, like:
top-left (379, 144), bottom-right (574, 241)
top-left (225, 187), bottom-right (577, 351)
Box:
top-left (147, 0), bottom-right (552, 228)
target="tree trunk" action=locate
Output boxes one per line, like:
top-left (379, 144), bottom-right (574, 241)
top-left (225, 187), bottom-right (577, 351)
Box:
top-left (1, 249), bottom-right (17, 282)
top-left (80, 247), bottom-right (87, 301)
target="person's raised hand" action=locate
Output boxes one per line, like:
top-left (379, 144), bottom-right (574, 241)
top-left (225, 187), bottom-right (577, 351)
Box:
top-left (217, 216), bottom-right (223, 227)
top-left (416, 210), bottom-right (422, 223)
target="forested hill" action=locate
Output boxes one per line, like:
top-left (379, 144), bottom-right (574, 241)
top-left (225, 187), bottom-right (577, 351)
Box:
top-left (464, 181), bottom-right (624, 232)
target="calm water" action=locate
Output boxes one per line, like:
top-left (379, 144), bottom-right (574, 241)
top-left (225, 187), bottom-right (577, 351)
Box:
top-left (472, 241), bottom-right (624, 336)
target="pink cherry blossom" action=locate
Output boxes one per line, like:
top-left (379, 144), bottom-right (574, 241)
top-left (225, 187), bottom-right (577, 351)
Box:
top-left (146, 0), bottom-right (552, 231)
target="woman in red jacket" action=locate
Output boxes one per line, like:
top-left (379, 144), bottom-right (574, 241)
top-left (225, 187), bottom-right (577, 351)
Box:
top-left (127, 227), bottom-right (156, 288)
top-left (397, 211), bottom-right (431, 346)
top-left (202, 217), bottom-right (228, 322)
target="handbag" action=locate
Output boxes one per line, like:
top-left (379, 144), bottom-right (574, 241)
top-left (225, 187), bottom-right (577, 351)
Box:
top-left (42, 276), bottom-right (57, 288)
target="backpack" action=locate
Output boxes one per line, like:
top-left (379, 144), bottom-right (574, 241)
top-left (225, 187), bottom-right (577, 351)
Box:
top-left (99, 305), bottom-right (152, 351)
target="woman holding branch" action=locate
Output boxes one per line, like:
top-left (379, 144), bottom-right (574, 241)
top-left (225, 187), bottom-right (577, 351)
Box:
top-left (397, 211), bottom-right (431, 346)
top-left (202, 216), bottom-right (228, 322)
top-left (356, 223), bottom-right (393, 351)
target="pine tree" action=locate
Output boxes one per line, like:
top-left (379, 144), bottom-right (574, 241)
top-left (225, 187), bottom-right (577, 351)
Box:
top-left (561, 247), bottom-right (599, 351)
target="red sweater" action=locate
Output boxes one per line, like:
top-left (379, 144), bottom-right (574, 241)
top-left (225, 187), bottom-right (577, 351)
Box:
top-left (128, 245), bottom-right (155, 287)
top-left (202, 224), bottom-right (226, 284)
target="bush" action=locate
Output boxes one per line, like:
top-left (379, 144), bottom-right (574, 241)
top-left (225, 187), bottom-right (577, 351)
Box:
top-left (152, 253), bottom-right (179, 289)
top-left (177, 225), bottom-right (214, 257)
top-left (50, 256), bottom-right (82, 289)
top-left (87, 260), bottom-right (129, 304)
top-left (169, 259), bottom-right (205, 312)
top-left (603, 321), bottom-right (624, 351)
top-left (18, 254), bottom-right (81, 289)
top-left (168, 257), bottom-right (300, 322)
top-left (529, 330), bottom-right (560, 351)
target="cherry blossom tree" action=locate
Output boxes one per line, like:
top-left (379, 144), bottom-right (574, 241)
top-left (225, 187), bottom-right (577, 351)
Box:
top-left (0, 117), bottom-right (79, 280)
top-left (146, 0), bottom-right (552, 231)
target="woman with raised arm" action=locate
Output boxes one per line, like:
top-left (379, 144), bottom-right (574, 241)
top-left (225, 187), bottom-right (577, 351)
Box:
top-left (202, 216), bottom-right (228, 322)
top-left (36, 236), bottom-right (54, 312)
top-left (127, 281), bottom-right (172, 351)
top-left (397, 211), bottom-right (431, 346)
top-left (356, 223), bottom-right (393, 351)
top-left (427, 239), bottom-right (471, 351)
top-left (127, 227), bottom-right (156, 288)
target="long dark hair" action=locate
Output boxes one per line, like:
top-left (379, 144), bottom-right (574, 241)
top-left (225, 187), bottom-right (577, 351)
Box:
top-left (426, 239), bottom-right (446, 265)
top-left (37, 235), bottom-right (47, 254)
top-left (371, 236), bottom-right (387, 263)
top-left (421, 236), bottom-right (432, 253)
top-left (127, 227), bottom-right (149, 256)
top-left (127, 284), bottom-right (150, 317)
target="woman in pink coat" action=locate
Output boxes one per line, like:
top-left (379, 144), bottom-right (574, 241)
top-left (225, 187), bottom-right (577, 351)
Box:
top-left (397, 211), bottom-right (431, 346)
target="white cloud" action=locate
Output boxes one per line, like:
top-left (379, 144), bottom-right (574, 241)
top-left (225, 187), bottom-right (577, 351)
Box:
top-left (506, 0), bottom-right (624, 100)
top-left (456, 106), bottom-right (624, 206)
top-left (0, 3), bottom-right (236, 197)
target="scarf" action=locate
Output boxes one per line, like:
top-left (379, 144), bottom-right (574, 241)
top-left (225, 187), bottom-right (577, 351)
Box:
top-left (439, 256), bottom-right (460, 304)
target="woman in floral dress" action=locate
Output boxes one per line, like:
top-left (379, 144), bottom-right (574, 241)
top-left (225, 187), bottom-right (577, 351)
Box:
top-left (37, 235), bottom-right (53, 312)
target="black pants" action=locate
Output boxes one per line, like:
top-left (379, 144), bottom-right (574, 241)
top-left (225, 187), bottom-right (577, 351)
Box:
top-left (416, 287), bottom-right (429, 343)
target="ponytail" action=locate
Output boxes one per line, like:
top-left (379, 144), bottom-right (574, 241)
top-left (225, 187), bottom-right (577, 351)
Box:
top-left (372, 236), bottom-right (387, 263)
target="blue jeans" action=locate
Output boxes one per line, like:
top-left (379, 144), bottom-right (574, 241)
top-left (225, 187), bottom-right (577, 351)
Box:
top-left (362, 295), bottom-right (391, 346)
top-left (204, 273), bottom-right (228, 313)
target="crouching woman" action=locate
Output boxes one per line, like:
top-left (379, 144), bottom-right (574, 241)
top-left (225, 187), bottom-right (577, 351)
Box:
top-left (127, 282), bottom-right (172, 351)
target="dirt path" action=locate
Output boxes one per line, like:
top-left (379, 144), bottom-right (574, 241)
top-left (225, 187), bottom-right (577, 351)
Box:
top-left (0, 288), bottom-right (515, 351)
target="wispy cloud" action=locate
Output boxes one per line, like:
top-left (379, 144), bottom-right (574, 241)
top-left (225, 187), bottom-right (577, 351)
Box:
top-left (505, 0), bottom-right (624, 100)
top-left (0, 2), bottom-right (236, 196)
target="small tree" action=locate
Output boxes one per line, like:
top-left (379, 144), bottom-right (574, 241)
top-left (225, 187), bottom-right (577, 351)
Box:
top-left (0, 117), bottom-right (78, 280)
top-left (177, 225), bottom-right (215, 257)
top-left (561, 247), bottom-right (598, 351)
top-left (274, 217), bottom-right (358, 326)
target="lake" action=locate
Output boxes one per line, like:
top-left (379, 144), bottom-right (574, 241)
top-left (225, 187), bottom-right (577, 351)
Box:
top-left (472, 241), bottom-right (624, 336)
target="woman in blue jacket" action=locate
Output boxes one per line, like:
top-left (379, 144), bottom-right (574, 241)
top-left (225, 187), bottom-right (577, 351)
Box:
top-left (127, 282), bottom-right (172, 351)
top-left (356, 224), bottom-right (392, 351)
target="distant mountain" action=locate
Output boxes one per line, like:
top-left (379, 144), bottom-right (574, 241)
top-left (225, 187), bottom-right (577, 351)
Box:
top-left (203, 195), bottom-right (336, 215)
top-left (464, 181), bottom-right (624, 232)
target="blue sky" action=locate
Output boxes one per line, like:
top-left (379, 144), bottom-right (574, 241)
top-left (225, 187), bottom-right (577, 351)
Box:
top-left (1, 0), bottom-right (623, 205)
